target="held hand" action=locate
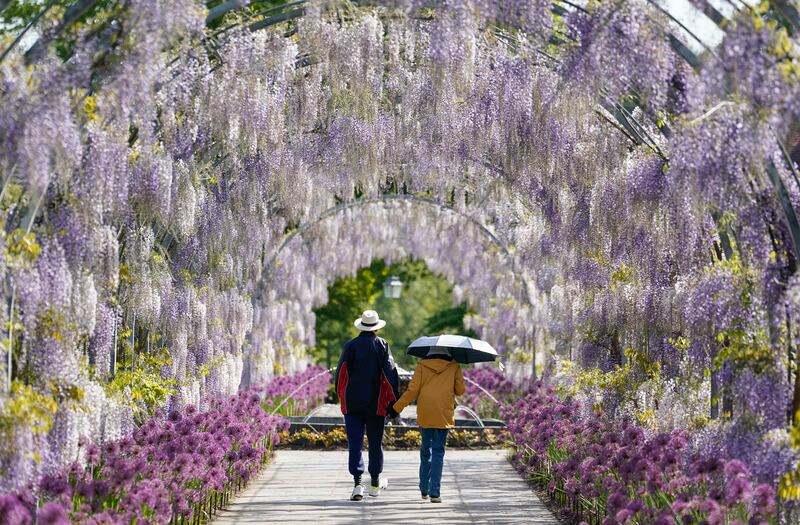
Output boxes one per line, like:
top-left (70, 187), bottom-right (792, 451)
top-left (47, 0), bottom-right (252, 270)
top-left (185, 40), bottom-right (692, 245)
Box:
top-left (387, 406), bottom-right (399, 419)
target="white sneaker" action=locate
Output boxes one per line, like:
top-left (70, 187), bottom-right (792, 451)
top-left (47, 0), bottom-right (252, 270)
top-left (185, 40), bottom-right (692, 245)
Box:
top-left (351, 485), bottom-right (365, 501)
top-left (368, 478), bottom-right (388, 497)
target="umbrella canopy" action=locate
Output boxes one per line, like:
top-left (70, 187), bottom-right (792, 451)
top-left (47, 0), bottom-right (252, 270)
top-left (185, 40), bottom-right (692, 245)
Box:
top-left (407, 335), bottom-right (498, 364)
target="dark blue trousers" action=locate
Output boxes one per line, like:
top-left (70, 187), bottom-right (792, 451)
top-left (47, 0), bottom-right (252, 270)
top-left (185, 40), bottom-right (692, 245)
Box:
top-left (344, 413), bottom-right (386, 480)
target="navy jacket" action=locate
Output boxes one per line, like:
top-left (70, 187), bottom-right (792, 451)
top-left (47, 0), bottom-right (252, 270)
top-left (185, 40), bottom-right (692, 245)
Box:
top-left (335, 331), bottom-right (400, 417)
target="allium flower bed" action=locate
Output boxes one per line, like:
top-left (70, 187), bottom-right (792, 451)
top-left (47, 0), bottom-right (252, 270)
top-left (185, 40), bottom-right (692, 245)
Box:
top-left (503, 384), bottom-right (778, 525)
top-left (257, 365), bottom-right (331, 416)
top-left (462, 366), bottom-right (521, 419)
top-left (0, 390), bottom-right (289, 524)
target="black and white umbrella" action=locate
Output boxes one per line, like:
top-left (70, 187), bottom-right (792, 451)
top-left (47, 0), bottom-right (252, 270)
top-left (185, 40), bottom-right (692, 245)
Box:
top-left (407, 335), bottom-right (498, 364)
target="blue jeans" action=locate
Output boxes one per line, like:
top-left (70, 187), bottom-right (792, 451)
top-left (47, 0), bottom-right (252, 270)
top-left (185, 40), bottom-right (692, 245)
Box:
top-left (419, 428), bottom-right (448, 497)
top-left (344, 413), bottom-right (385, 480)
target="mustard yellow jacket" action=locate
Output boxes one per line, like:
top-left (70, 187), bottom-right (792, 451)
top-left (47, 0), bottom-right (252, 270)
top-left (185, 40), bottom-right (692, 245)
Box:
top-left (393, 358), bottom-right (466, 429)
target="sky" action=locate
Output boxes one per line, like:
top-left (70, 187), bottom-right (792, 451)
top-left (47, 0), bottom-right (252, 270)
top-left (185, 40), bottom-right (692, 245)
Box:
top-left (662, 0), bottom-right (727, 52)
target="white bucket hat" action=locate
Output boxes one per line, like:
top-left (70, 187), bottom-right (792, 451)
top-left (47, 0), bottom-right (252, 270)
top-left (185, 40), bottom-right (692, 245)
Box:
top-left (354, 310), bottom-right (386, 331)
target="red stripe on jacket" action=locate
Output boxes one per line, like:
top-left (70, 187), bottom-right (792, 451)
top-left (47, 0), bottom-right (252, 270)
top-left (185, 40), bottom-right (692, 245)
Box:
top-left (376, 371), bottom-right (397, 417)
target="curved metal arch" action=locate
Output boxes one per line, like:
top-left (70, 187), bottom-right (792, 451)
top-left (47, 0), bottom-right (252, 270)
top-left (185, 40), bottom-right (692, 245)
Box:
top-left (255, 192), bottom-right (533, 308)
top-left (264, 193), bottom-right (509, 269)
top-left (12, 0), bottom-right (791, 281)
top-left (246, 191), bottom-right (540, 387)
top-left (0, 0), bottom-right (726, 203)
top-left (0, 0), bottom-right (743, 181)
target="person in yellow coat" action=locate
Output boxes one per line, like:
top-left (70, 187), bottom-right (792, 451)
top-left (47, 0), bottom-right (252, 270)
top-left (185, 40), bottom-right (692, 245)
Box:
top-left (389, 347), bottom-right (466, 503)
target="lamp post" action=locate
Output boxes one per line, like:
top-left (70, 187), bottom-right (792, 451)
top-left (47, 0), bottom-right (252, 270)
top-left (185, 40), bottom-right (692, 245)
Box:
top-left (383, 275), bottom-right (403, 299)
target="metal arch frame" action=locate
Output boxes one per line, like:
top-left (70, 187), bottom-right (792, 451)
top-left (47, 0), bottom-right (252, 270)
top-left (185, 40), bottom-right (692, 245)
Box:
top-left (263, 193), bottom-right (510, 268)
top-left (257, 193), bottom-right (522, 293)
top-left (0, 0), bottom-right (746, 172)
top-left (2, 1), bottom-right (797, 400)
top-left (11, 0), bottom-right (788, 263)
top-left (251, 191), bottom-right (541, 382)
top-left (5, 0), bottom-right (795, 299)
top-left (8, 0), bottom-right (796, 377)
top-left (0, 1), bottom-right (726, 175)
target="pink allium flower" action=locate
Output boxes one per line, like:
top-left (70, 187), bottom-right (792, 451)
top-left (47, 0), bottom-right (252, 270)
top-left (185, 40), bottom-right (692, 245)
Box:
top-left (723, 459), bottom-right (749, 479)
top-left (36, 502), bottom-right (69, 525)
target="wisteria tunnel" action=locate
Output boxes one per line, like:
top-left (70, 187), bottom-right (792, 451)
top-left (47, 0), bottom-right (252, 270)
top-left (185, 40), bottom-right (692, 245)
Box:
top-left (1, 0), bottom-right (800, 523)
top-left (245, 195), bottom-right (539, 388)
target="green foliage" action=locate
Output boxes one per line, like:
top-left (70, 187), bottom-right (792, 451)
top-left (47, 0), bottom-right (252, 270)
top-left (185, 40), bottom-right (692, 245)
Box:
top-left (424, 303), bottom-right (478, 337)
top-left (706, 251), bottom-right (756, 311)
top-left (49, 377), bottom-right (86, 406)
top-left (0, 1), bottom-right (70, 35)
top-left (0, 1), bottom-right (291, 63)
top-left (264, 397), bottom-right (297, 417)
top-left (547, 440), bottom-right (569, 464)
top-left (311, 261), bottom-right (381, 368)
top-left (781, 411), bottom-right (800, 500)
top-left (312, 259), bottom-right (473, 370)
top-left (0, 380), bottom-right (59, 436)
top-left (3, 229), bottom-right (41, 268)
top-left (329, 84), bottom-right (378, 121)
top-left (374, 271), bottom-right (463, 371)
top-left (667, 335), bottom-right (690, 352)
top-left (713, 327), bottom-right (775, 373)
top-left (105, 348), bottom-right (176, 424)
top-left (701, 252), bottom-right (777, 374)
top-left (557, 347), bottom-right (662, 416)
top-left (1, 1), bottom-right (123, 60)
top-left (751, 1), bottom-right (800, 80)
top-left (34, 308), bottom-right (71, 342)
top-left (462, 395), bottom-right (506, 420)
top-left (0, 181), bottom-right (25, 213)
top-left (609, 263), bottom-right (632, 291)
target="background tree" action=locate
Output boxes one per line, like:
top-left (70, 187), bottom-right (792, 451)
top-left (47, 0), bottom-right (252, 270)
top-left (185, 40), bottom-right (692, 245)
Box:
top-left (313, 259), bottom-right (474, 370)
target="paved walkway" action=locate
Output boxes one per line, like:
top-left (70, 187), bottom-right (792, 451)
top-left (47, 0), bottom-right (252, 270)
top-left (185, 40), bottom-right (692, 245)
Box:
top-left (215, 450), bottom-right (559, 524)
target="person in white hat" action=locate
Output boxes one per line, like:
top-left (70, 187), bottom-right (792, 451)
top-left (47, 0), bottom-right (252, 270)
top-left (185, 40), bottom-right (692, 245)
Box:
top-left (334, 310), bottom-right (400, 501)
